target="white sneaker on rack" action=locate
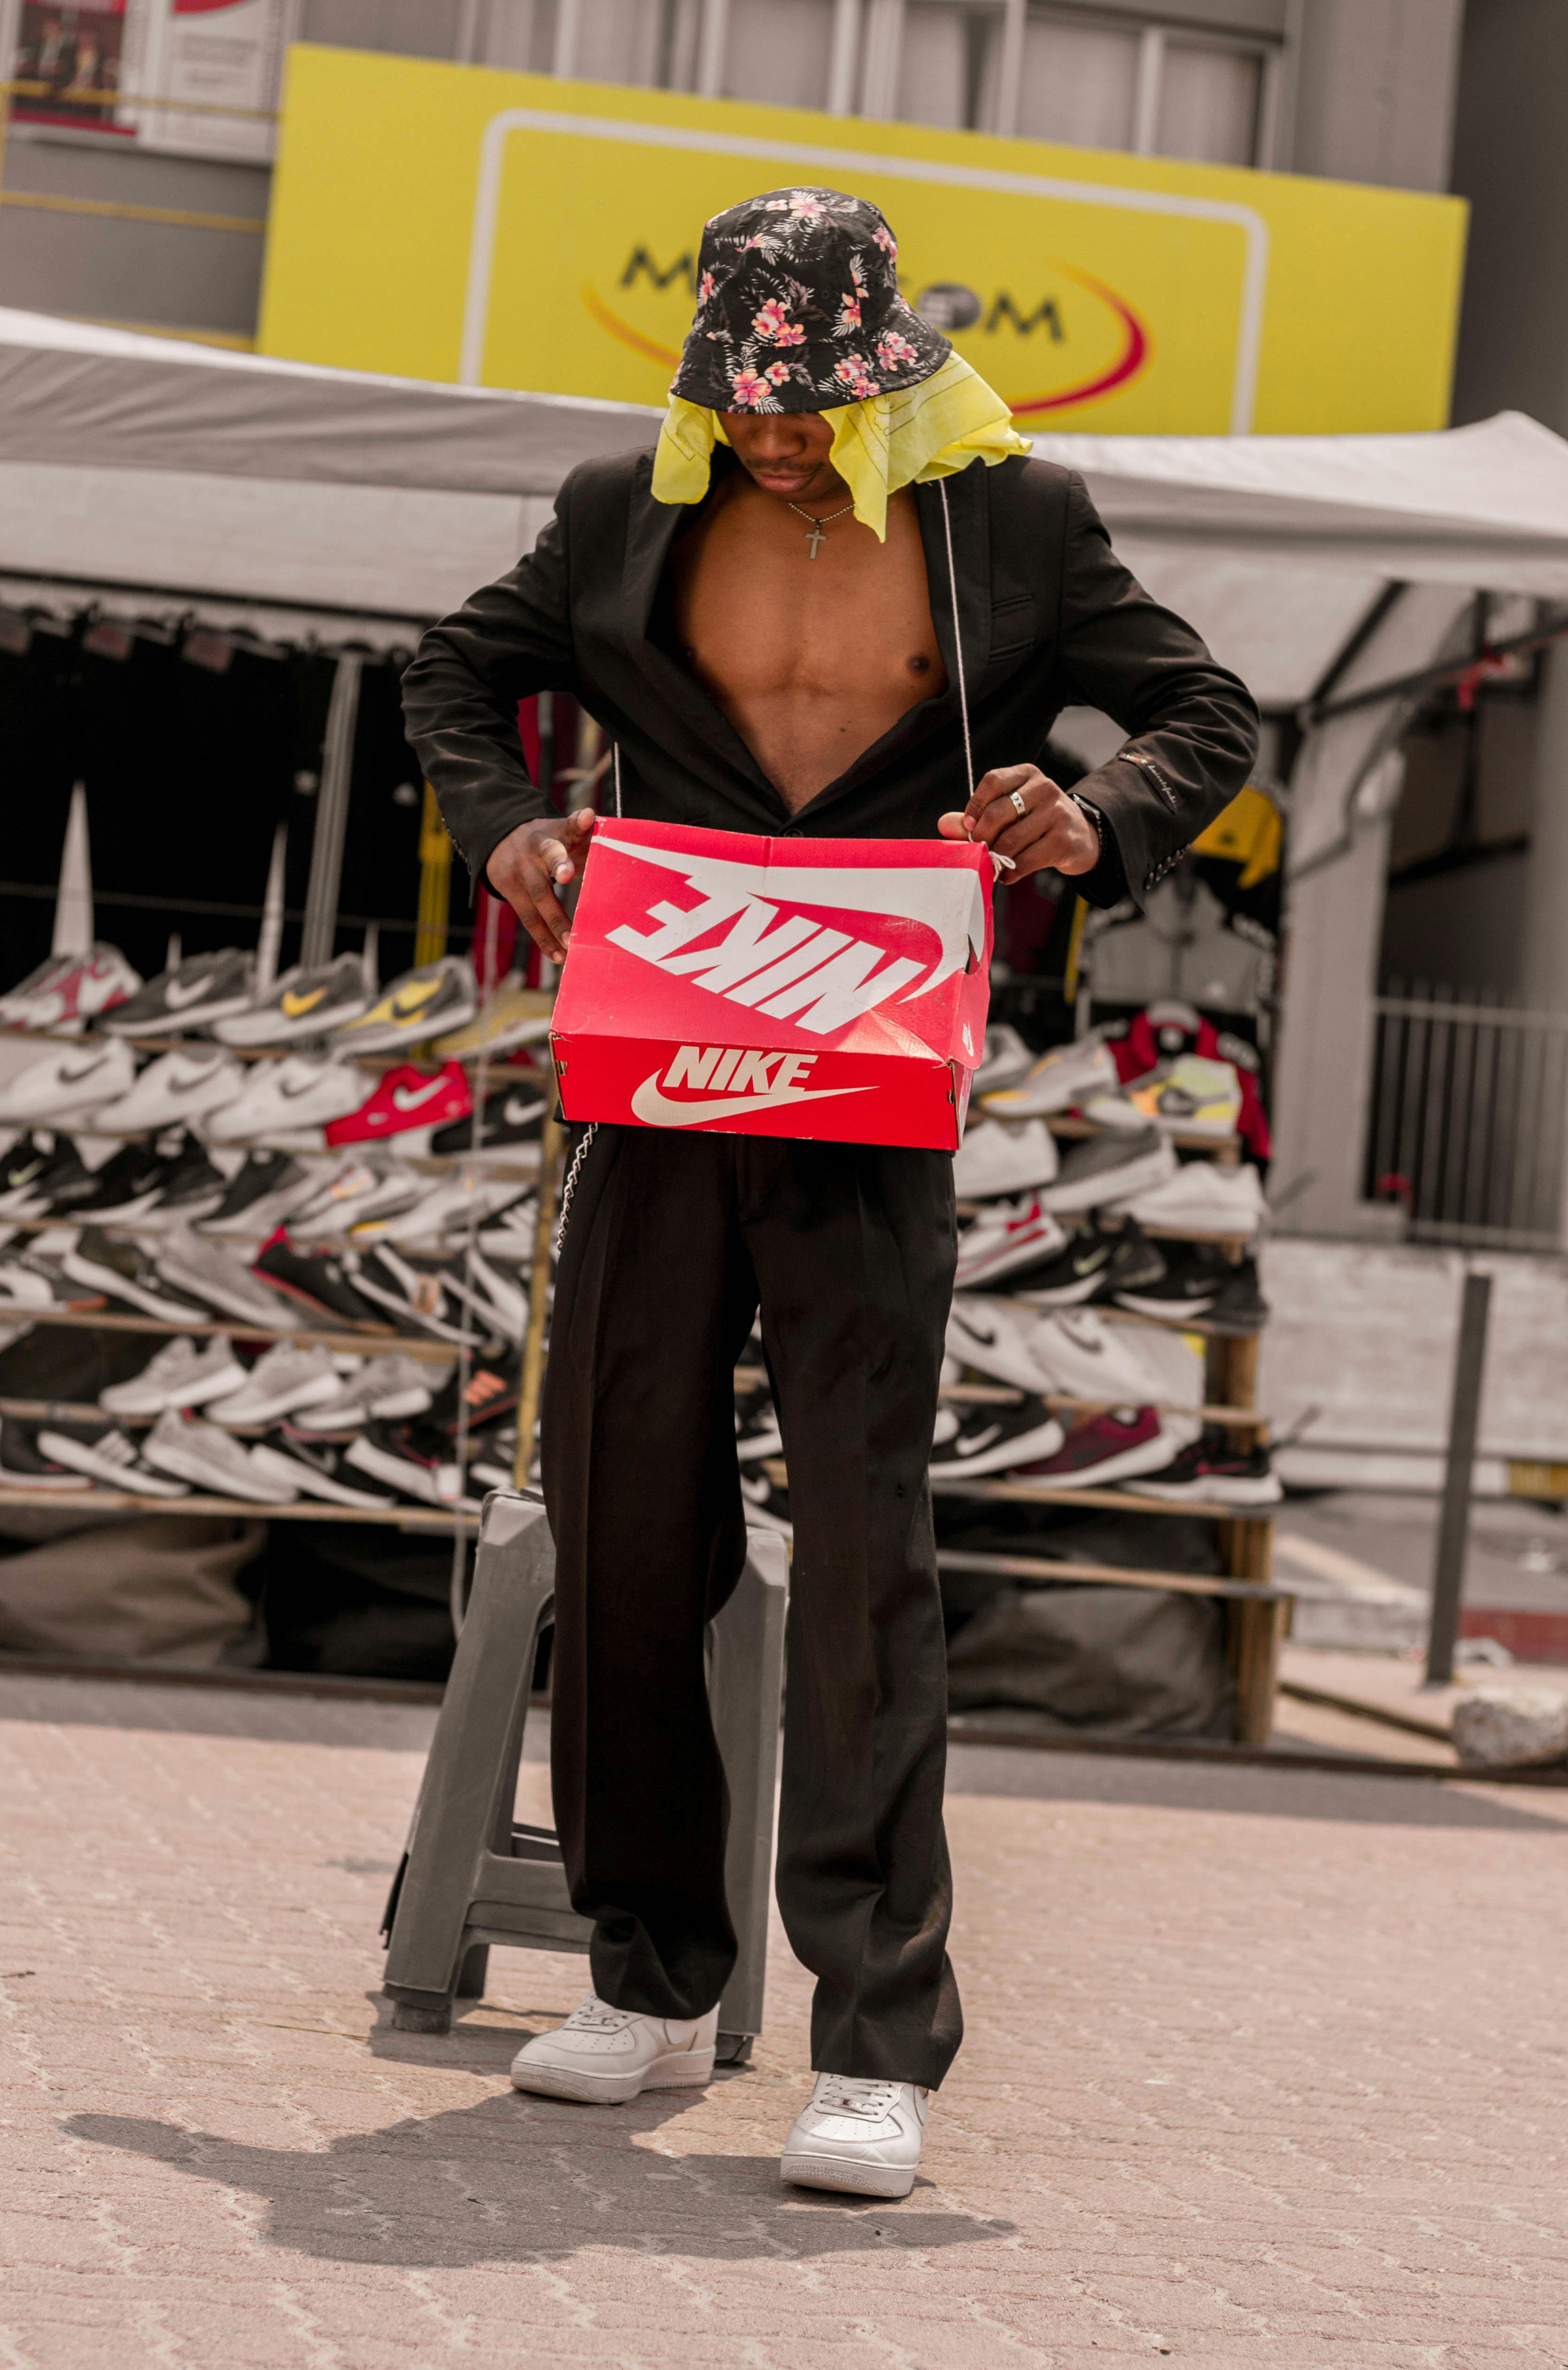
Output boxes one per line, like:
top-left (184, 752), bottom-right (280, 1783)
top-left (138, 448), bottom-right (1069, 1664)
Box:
top-left (781, 2075), bottom-right (930, 2199)
top-left (509, 1995), bottom-right (719, 2104)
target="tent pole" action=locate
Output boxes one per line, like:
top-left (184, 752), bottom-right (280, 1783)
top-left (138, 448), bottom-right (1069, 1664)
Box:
top-left (301, 652), bottom-right (360, 972)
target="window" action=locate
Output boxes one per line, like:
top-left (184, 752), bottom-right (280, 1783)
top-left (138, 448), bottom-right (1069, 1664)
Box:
top-left (724, 0), bottom-right (839, 110)
top-left (1158, 37), bottom-right (1263, 169)
top-left (1017, 15), bottom-right (1141, 150)
top-left (1018, 9), bottom-right (1271, 168)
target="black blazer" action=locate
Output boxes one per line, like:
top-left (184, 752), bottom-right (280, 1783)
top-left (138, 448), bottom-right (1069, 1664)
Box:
top-left (402, 447), bottom-right (1259, 908)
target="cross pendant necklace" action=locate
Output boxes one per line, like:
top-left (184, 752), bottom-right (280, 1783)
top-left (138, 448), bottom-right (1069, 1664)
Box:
top-left (787, 499), bottom-right (856, 557)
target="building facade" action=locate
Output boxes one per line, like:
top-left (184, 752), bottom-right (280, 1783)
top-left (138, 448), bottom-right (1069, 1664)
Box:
top-left (0, 0), bottom-right (1465, 344)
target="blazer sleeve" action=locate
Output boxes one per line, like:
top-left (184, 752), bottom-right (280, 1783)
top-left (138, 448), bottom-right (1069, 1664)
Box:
top-left (400, 492), bottom-right (578, 891)
top-left (1054, 471), bottom-right (1259, 906)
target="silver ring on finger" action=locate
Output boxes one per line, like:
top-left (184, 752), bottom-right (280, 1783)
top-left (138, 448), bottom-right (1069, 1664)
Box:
top-left (1008, 788), bottom-right (1028, 818)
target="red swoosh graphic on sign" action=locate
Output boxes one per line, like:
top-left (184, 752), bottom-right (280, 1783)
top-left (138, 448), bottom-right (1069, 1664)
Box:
top-left (584, 260), bottom-right (1151, 414)
top-left (581, 284), bottom-right (681, 369)
top-left (1009, 264), bottom-right (1151, 417)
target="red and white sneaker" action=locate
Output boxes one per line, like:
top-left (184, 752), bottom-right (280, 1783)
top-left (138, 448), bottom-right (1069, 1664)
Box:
top-left (325, 1061), bottom-right (471, 1150)
top-left (954, 1193), bottom-right (1068, 1288)
top-left (0, 944), bottom-right (140, 1034)
top-left (1013, 1406), bottom-right (1187, 1490)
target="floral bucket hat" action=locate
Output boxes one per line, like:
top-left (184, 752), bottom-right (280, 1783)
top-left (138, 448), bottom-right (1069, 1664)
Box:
top-left (670, 187), bottom-right (951, 413)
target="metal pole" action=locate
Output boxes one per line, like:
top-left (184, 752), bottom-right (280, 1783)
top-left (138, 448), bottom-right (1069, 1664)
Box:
top-left (300, 652), bottom-right (361, 972)
top-left (514, 1111), bottom-right (563, 1491)
top-left (1425, 1266), bottom-right (1493, 1686)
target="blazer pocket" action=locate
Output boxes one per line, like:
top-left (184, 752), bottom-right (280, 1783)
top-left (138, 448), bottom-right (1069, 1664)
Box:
top-left (989, 594), bottom-right (1037, 660)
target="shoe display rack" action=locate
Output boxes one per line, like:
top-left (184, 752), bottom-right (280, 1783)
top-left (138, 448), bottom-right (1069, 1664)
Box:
top-left (0, 1296), bottom-right (489, 1533)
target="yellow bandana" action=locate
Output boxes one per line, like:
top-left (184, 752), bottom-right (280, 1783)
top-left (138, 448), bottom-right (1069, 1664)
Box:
top-left (650, 352), bottom-right (1030, 542)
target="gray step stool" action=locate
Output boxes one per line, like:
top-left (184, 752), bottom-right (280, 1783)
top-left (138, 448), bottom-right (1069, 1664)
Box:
top-left (381, 1488), bottom-right (788, 2065)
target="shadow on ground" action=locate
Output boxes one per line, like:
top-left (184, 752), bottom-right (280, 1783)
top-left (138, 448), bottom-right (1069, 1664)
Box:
top-left (65, 2073), bottom-right (1010, 2268)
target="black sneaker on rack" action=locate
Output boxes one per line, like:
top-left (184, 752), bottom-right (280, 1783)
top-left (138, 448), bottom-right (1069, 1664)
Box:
top-left (249, 1228), bottom-right (390, 1331)
top-left (1202, 1255), bottom-right (1271, 1337)
top-left (200, 1148), bottom-right (317, 1239)
top-left (927, 1394), bottom-right (1066, 1479)
top-left (420, 1350), bottom-right (521, 1436)
top-left (99, 947), bottom-right (256, 1038)
top-left (1007, 1216), bottom-right (1166, 1308)
top-left (250, 1427), bottom-right (398, 1509)
top-left (60, 1228), bottom-right (209, 1325)
top-left (0, 1416), bottom-right (93, 1491)
top-left (430, 1079), bottom-right (548, 1156)
top-left (50, 1139), bottom-right (175, 1223)
top-left (1112, 1240), bottom-right (1230, 1322)
top-left (468, 1428), bottom-right (521, 1494)
top-left (0, 1131), bottom-right (80, 1220)
top-left (350, 1244), bottom-right (486, 1346)
top-left (143, 1133), bottom-right (231, 1225)
top-left (345, 1418), bottom-right (478, 1510)
top-left (1134, 1425), bottom-right (1281, 1505)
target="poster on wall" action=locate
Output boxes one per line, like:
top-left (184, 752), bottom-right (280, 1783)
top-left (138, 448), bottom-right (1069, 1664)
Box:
top-left (259, 48), bottom-right (1468, 436)
top-left (5, 0), bottom-right (296, 156)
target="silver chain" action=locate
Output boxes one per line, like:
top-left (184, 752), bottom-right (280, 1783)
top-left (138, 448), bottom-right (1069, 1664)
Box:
top-left (553, 1121), bottom-right (598, 1256)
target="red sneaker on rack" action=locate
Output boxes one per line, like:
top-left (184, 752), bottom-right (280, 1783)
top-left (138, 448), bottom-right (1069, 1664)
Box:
top-left (324, 1061), bottom-right (472, 1150)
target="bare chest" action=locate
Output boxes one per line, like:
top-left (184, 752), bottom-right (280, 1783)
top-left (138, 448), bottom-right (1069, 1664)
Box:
top-left (670, 482), bottom-right (946, 715)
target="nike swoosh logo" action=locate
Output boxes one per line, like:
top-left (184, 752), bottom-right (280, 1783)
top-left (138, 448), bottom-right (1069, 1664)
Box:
top-left (630, 1073), bottom-right (869, 1127)
top-left (165, 977), bottom-right (218, 1009)
top-left (952, 1426), bottom-right (1002, 1457)
top-left (392, 1080), bottom-right (448, 1112)
top-left (386, 981), bottom-right (442, 1019)
top-left (281, 987), bottom-right (328, 1019)
top-left (59, 1056), bottom-right (114, 1082)
top-left (501, 1096), bottom-right (544, 1127)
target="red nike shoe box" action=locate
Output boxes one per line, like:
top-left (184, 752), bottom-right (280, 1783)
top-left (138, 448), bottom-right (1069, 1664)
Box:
top-left (549, 819), bottom-right (993, 1150)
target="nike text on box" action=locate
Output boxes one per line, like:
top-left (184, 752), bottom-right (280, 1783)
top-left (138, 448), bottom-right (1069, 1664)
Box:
top-left (550, 821), bottom-right (993, 1150)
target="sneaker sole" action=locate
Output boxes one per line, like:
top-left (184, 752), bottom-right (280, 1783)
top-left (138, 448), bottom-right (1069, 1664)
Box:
top-left (1041, 1154), bottom-right (1174, 1214)
top-left (1113, 1290), bottom-right (1220, 1321)
top-left (780, 2151), bottom-right (917, 2200)
top-left (1022, 1437), bottom-right (1182, 1490)
top-left (510, 2048), bottom-right (715, 2105)
top-left (1137, 1474), bottom-right (1282, 1505)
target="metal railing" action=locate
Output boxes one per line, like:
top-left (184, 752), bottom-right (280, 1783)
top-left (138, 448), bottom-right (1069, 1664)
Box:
top-left (1367, 985), bottom-right (1568, 1251)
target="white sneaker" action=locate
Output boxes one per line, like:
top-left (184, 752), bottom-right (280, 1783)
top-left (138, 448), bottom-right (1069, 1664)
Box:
top-left (780, 2075), bottom-right (930, 2200)
top-left (509, 1995), bottom-right (719, 2105)
top-left (981, 1035), bottom-right (1118, 1119)
top-left (100, 1333), bottom-right (247, 1418)
top-left (0, 1038), bottom-right (135, 1125)
top-left (205, 1339), bottom-right (343, 1428)
top-left (952, 1116), bottom-right (1058, 1201)
top-left (92, 1048), bottom-right (246, 1135)
top-left (954, 1193), bottom-right (1068, 1287)
top-left (971, 1022), bottom-right (1035, 1096)
top-left (206, 1055), bottom-right (364, 1145)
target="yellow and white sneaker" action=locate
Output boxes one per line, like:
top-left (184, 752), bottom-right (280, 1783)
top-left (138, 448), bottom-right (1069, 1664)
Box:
top-left (332, 957), bottom-right (477, 1057)
top-left (509, 1995), bottom-right (719, 2105)
top-left (780, 2075), bottom-right (930, 2199)
top-left (1125, 1054), bottom-right (1242, 1139)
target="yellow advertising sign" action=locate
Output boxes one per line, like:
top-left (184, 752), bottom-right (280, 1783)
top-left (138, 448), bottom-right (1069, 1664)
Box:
top-left (259, 46), bottom-right (1466, 435)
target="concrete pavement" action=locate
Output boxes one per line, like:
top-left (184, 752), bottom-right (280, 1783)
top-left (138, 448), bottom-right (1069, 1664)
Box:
top-left (1, 1672), bottom-right (1566, 2368)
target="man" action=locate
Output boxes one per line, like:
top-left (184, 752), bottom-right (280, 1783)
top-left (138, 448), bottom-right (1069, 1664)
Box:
top-left (403, 188), bottom-right (1257, 2200)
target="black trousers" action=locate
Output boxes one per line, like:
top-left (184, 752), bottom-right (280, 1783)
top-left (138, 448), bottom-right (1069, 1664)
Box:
top-left (540, 1123), bottom-right (963, 2089)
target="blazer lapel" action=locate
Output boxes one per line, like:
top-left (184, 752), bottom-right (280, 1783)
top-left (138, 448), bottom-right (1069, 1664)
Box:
top-left (618, 455), bottom-right (786, 818)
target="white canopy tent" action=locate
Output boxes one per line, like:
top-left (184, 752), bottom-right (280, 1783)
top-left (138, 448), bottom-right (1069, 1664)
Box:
top-left (5, 308), bottom-right (1568, 1228)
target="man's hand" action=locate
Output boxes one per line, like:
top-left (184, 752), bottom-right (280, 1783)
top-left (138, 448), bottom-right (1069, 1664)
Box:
top-left (487, 811), bottom-right (596, 961)
top-left (937, 765), bottom-right (1098, 880)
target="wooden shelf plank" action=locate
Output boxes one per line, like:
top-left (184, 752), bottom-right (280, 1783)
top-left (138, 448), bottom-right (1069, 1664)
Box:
top-left (0, 1306), bottom-right (468, 1360)
top-left (0, 1484), bottom-right (478, 1530)
top-left (935, 1548), bottom-right (1286, 1602)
